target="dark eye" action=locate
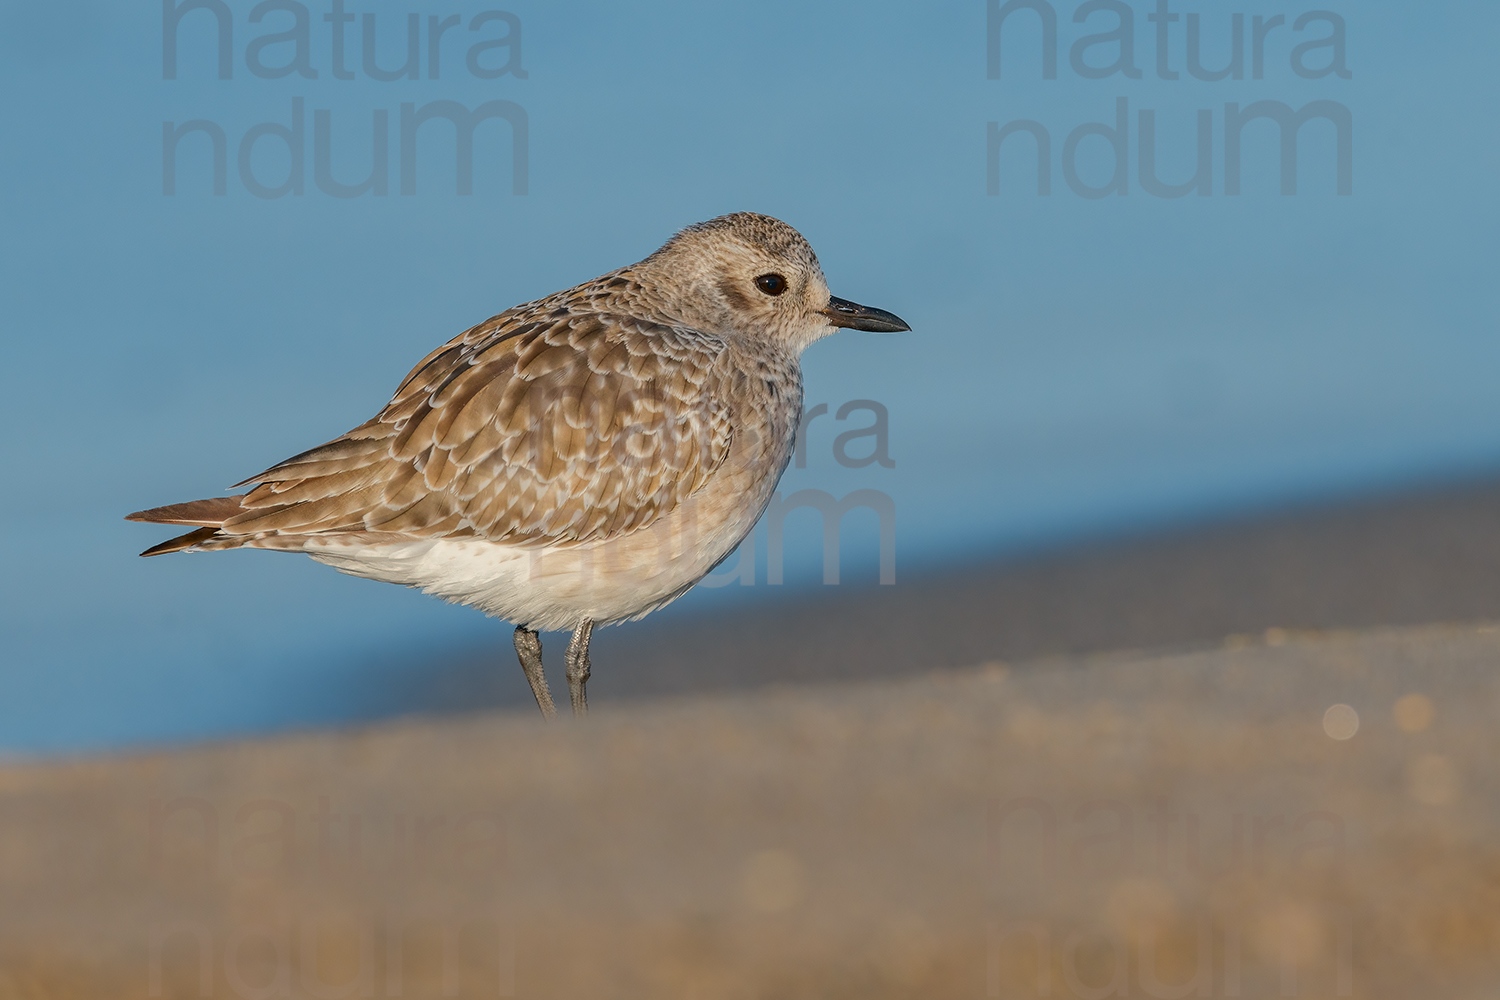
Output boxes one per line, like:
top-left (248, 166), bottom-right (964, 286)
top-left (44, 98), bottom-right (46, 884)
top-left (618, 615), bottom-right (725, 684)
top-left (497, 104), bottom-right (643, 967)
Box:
top-left (754, 273), bottom-right (788, 296)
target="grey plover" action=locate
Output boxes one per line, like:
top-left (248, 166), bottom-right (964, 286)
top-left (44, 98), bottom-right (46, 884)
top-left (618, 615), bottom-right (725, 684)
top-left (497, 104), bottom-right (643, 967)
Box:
top-left (128, 213), bottom-right (909, 718)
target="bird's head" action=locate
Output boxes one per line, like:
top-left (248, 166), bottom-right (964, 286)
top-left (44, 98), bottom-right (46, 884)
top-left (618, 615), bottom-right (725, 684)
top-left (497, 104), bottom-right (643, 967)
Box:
top-left (635, 212), bottom-right (909, 352)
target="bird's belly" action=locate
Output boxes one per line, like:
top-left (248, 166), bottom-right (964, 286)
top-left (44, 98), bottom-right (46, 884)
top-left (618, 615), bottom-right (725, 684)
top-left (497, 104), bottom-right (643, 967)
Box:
top-left (302, 490), bottom-right (759, 631)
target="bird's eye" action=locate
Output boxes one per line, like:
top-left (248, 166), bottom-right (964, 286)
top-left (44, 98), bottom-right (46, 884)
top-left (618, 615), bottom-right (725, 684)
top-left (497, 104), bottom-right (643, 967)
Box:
top-left (754, 273), bottom-right (788, 297)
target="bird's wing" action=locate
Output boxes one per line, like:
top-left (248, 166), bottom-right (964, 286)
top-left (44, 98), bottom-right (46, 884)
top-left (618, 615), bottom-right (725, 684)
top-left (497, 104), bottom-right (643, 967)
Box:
top-left (220, 305), bottom-right (734, 546)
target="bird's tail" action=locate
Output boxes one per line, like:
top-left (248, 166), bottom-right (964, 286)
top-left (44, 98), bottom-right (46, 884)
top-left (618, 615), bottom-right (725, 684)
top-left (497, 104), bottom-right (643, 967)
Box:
top-left (125, 497), bottom-right (245, 556)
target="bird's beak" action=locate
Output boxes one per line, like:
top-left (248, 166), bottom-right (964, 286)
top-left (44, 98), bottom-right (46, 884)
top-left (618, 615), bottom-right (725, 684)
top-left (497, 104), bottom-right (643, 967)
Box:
top-left (822, 295), bottom-right (911, 333)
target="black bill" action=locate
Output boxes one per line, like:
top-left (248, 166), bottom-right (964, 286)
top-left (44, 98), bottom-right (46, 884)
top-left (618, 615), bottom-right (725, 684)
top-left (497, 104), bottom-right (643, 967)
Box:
top-left (822, 295), bottom-right (911, 333)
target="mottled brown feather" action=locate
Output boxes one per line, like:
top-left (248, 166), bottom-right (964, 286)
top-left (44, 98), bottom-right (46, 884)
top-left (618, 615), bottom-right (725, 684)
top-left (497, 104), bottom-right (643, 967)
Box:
top-left (208, 300), bottom-right (733, 549)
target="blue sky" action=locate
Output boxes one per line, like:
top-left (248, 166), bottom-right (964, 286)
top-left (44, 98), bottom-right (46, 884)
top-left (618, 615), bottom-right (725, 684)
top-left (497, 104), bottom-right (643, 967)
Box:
top-left (1, 1), bottom-right (1496, 752)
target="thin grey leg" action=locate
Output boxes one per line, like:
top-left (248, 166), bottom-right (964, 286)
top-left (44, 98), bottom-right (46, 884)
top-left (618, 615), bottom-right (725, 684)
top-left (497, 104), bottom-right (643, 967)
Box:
top-left (565, 619), bottom-right (594, 717)
top-left (513, 626), bottom-right (557, 720)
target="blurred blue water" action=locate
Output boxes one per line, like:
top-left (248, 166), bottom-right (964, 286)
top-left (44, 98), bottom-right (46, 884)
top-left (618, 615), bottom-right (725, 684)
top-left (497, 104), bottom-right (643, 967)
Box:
top-left (1, 1), bottom-right (1496, 753)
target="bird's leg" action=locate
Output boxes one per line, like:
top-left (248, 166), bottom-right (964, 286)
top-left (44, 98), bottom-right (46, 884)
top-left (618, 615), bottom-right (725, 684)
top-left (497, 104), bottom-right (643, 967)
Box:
top-left (565, 619), bottom-right (594, 717)
top-left (513, 626), bottom-right (557, 720)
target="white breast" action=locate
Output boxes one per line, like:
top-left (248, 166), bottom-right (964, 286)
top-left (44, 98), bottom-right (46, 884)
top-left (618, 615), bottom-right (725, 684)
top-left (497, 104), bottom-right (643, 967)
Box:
top-left (302, 482), bottom-right (771, 631)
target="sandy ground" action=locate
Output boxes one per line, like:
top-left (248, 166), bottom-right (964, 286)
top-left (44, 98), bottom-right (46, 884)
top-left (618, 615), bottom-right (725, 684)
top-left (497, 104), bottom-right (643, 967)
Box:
top-left (2, 620), bottom-right (1498, 998)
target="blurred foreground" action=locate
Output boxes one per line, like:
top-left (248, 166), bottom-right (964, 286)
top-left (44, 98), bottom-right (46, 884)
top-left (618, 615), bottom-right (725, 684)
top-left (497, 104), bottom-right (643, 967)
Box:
top-left (2, 621), bottom-right (1497, 997)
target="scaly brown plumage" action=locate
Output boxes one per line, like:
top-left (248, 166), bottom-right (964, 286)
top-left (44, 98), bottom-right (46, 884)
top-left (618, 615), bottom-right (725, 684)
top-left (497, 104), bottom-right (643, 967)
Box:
top-left (129, 212), bottom-right (910, 717)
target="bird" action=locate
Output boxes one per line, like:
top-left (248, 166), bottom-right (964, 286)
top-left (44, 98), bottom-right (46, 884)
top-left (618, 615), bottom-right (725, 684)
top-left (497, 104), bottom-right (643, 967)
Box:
top-left (128, 212), bottom-right (909, 719)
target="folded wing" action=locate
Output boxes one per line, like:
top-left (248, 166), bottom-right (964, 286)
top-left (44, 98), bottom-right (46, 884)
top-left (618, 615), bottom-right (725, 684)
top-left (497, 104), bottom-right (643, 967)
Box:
top-left (139, 304), bottom-right (734, 552)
